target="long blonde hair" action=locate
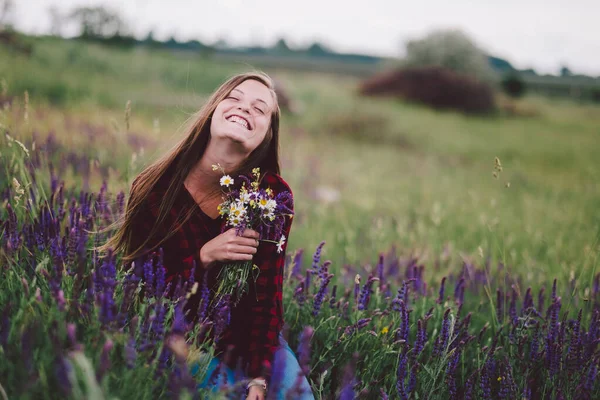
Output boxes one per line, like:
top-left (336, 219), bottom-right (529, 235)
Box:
top-left (97, 71), bottom-right (281, 263)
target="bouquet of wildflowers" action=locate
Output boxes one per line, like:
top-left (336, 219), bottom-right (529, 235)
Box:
top-left (212, 165), bottom-right (293, 305)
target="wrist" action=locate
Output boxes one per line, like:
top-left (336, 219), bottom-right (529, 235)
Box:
top-left (246, 377), bottom-right (267, 394)
top-left (199, 247), bottom-right (212, 267)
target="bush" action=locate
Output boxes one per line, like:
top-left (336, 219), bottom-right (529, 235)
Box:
top-left (591, 88), bottom-right (600, 103)
top-left (359, 66), bottom-right (496, 115)
top-left (501, 74), bottom-right (526, 98)
top-left (403, 29), bottom-right (494, 81)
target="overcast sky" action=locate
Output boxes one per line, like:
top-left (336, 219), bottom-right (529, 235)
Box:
top-left (11, 0), bottom-right (600, 76)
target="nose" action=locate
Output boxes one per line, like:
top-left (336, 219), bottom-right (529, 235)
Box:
top-left (237, 103), bottom-right (251, 114)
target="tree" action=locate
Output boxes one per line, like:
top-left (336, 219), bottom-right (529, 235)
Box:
top-left (68, 6), bottom-right (126, 38)
top-left (402, 29), bottom-right (494, 81)
top-left (0, 0), bottom-right (14, 29)
top-left (560, 65), bottom-right (573, 77)
top-left (48, 6), bottom-right (64, 36)
top-left (273, 38), bottom-right (291, 53)
top-left (501, 73), bottom-right (526, 98)
top-left (306, 41), bottom-right (331, 56)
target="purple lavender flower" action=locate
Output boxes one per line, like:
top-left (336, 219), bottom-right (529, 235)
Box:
top-left (435, 309), bottom-right (451, 356)
top-left (376, 253), bottom-right (385, 282)
top-left (463, 376), bottom-right (475, 400)
top-left (339, 356), bottom-right (357, 400)
top-left (197, 270), bottom-right (210, 322)
top-left (213, 295), bottom-right (231, 341)
top-left (125, 336), bottom-right (137, 369)
top-left (396, 300), bottom-right (410, 344)
top-left (496, 289), bottom-right (504, 322)
top-left (529, 327), bottom-right (539, 360)
top-left (171, 301), bottom-right (188, 335)
top-left (453, 277), bottom-right (465, 304)
top-left (393, 279), bottom-right (413, 310)
top-left (358, 275), bottom-right (378, 311)
top-left (446, 350), bottom-right (460, 399)
top-left (291, 249), bottom-right (304, 278)
top-left (583, 363), bottom-right (597, 392)
top-left (313, 273), bottom-right (334, 316)
top-left (98, 250), bottom-right (117, 327)
top-left (155, 249), bottom-right (166, 296)
top-left (311, 241), bottom-right (326, 272)
top-left (522, 287), bottom-right (533, 313)
top-left (96, 339), bottom-right (113, 382)
top-left (509, 287), bottom-right (517, 325)
top-left (537, 287), bottom-right (545, 313)
top-left (293, 280), bottom-right (306, 306)
top-left (55, 355), bottom-right (72, 396)
top-left (396, 350), bottom-right (408, 400)
top-left (566, 309), bottom-right (582, 372)
top-left (480, 361), bottom-right (492, 400)
top-left (414, 319), bottom-right (426, 359)
top-left (437, 276), bottom-right (447, 304)
top-left (329, 285), bottom-right (338, 309)
top-left (304, 269), bottom-right (312, 294)
top-left (287, 326), bottom-right (314, 397)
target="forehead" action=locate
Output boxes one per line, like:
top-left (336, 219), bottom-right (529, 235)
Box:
top-left (230, 80), bottom-right (275, 109)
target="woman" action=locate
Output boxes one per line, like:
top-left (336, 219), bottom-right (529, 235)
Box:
top-left (101, 72), bottom-right (314, 399)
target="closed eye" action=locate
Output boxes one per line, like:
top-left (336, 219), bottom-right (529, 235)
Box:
top-left (254, 107), bottom-right (265, 114)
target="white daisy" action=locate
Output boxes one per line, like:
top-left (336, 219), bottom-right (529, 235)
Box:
top-left (229, 215), bottom-right (242, 227)
top-left (220, 175), bottom-right (234, 187)
top-left (229, 201), bottom-right (246, 218)
top-left (257, 196), bottom-right (269, 210)
top-left (276, 235), bottom-right (286, 253)
top-left (265, 199), bottom-right (277, 213)
top-left (240, 191), bottom-right (251, 204)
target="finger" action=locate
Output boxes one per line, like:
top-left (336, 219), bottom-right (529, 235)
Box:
top-left (227, 252), bottom-right (254, 261)
top-left (235, 237), bottom-right (259, 248)
top-left (241, 229), bottom-right (260, 239)
top-left (231, 245), bottom-right (258, 255)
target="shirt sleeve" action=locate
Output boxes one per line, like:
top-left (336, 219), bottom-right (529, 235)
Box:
top-left (245, 173), bottom-right (294, 379)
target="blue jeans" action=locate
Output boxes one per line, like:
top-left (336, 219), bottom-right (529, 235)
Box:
top-left (192, 333), bottom-right (314, 399)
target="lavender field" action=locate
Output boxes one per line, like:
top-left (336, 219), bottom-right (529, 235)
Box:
top-left (1, 37), bottom-right (600, 399)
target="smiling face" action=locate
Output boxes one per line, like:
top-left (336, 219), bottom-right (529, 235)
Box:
top-left (210, 79), bottom-right (275, 155)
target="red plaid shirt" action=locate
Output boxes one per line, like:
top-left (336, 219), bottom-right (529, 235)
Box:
top-left (129, 168), bottom-right (293, 380)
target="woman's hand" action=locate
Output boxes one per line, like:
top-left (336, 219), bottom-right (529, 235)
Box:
top-left (199, 228), bottom-right (260, 268)
top-left (246, 386), bottom-right (265, 400)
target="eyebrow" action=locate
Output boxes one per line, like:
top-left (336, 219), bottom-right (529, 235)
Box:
top-left (231, 88), bottom-right (269, 108)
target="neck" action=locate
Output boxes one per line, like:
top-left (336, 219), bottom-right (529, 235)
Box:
top-left (186, 138), bottom-right (248, 192)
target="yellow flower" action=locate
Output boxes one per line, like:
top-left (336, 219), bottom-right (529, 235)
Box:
top-left (252, 167), bottom-right (260, 177)
top-left (497, 376), bottom-right (503, 382)
top-left (266, 188), bottom-right (273, 196)
top-left (381, 327), bottom-right (389, 335)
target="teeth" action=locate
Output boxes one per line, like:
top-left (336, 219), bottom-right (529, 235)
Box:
top-left (228, 115), bottom-right (249, 130)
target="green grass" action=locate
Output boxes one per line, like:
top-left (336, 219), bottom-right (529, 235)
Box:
top-left (2, 35), bottom-right (599, 285)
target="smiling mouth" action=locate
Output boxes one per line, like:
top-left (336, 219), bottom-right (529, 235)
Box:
top-left (226, 114), bottom-right (252, 130)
